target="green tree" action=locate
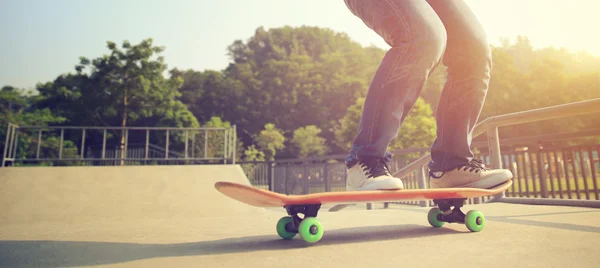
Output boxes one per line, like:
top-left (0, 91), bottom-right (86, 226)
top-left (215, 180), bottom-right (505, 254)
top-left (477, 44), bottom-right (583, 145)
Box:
top-left (290, 125), bottom-right (328, 158)
top-left (243, 145), bottom-right (265, 161)
top-left (221, 26), bottom-right (386, 151)
top-left (74, 39), bottom-right (197, 128)
top-left (0, 86), bottom-right (78, 165)
top-left (334, 97), bottom-right (364, 150)
top-left (170, 69), bottom-right (231, 124)
top-left (255, 123), bottom-right (285, 160)
top-left (35, 39), bottom-right (199, 164)
top-left (390, 98), bottom-right (436, 150)
top-left (334, 97), bottom-right (436, 152)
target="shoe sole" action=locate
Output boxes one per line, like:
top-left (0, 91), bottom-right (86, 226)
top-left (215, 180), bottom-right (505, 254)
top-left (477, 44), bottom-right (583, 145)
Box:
top-left (352, 178), bottom-right (404, 191)
top-left (430, 171), bottom-right (513, 189)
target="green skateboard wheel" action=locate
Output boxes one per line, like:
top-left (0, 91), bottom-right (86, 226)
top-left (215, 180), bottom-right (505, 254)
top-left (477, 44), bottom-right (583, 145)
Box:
top-left (276, 216), bottom-right (297, 240)
top-left (427, 207), bottom-right (445, 228)
top-left (465, 210), bottom-right (485, 232)
top-left (298, 217), bottom-right (324, 243)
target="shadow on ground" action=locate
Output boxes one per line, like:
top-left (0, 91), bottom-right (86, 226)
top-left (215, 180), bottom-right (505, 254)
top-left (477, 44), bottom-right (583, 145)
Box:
top-left (0, 224), bottom-right (462, 267)
top-left (388, 205), bottom-right (600, 233)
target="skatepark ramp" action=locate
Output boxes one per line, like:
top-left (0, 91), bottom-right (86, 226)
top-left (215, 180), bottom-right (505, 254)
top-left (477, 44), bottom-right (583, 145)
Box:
top-left (0, 165), bottom-right (264, 225)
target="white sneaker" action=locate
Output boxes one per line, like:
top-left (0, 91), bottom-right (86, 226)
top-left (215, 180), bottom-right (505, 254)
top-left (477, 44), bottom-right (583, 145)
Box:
top-left (429, 159), bottom-right (513, 189)
top-left (346, 158), bottom-right (404, 191)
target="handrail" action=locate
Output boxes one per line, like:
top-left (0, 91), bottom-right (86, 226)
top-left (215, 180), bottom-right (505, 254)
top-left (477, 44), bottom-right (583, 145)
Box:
top-left (392, 98), bottom-right (600, 179)
top-left (473, 98), bottom-right (600, 137)
top-left (471, 128), bottom-right (600, 148)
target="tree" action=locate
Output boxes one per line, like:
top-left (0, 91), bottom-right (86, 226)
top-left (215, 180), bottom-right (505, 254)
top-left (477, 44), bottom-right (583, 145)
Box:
top-left (0, 86), bottom-right (76, 165)
top-left (290, 125), bottom-right (328, 158)
top-left (74, 39), bottom-right (197, 128)
top-left (389, 98), bottom-right (436, 150)
top-left (334, 96), bottom-right (436, 153)
top-left (170, 69), bottom-right (230, 124)
top-left (220, 26), bottom-right (386, 152)
top-left (35, 39), bottom-right (199, 164)
top-left (334, 97), bottom-right (364, 151)
top-left (243, 145), bottom-right (265, 161)
top-left (255, 123), bottom-right (285, 160)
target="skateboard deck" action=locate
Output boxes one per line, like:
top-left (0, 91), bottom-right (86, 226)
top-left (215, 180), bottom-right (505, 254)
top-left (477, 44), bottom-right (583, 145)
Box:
top-left (214, 180), bottom-right (512, 207)
top-left (214, 180), bottom-right (512, 244)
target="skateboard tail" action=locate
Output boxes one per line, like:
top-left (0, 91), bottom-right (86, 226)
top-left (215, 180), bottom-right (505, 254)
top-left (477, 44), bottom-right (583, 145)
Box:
top-left (215, 181), bottom-right (287, 207)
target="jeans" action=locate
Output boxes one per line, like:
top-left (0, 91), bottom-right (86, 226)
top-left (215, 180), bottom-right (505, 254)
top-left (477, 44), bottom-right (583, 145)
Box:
top-left (344, 0), bottom-right (492, 172)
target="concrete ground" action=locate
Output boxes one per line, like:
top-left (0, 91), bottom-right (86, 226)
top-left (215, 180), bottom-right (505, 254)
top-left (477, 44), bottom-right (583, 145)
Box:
top-left (1, 165), bottom-right (599, 268)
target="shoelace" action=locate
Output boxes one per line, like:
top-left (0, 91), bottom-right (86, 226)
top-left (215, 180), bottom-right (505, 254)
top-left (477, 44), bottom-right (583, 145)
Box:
top-left (360, 158), bottom-right (391, 178)
top-left (459, 159), bottom-right (491, 173)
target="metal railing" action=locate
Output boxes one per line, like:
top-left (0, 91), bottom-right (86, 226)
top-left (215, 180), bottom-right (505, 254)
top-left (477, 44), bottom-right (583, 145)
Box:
top-left (2, 124), bottom-right (237, 167)
top-left (502, 145), bottom-right (598, 198)
top-left (390, 98), bottom-right (600, 207)
top-left (239, 147), bottom-right (429, 194)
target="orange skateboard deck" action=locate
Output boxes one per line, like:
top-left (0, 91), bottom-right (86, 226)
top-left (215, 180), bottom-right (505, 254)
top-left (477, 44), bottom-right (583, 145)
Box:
top-left (215, 180), bottom-right (512, 208)
top-left (215, 180), bottom-right (512, 243)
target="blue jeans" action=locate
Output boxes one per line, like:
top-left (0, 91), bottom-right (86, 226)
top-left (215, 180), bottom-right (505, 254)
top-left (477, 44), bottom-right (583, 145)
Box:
top-left (344, 0), bottom-right (492, 172)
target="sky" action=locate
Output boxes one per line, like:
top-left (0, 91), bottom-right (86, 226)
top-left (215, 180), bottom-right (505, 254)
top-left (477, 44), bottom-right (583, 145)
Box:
top-left (1, 0), bottom-right (599, 89)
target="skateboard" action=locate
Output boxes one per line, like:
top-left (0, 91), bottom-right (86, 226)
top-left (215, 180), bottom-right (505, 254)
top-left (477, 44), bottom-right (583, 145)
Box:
top-left (214, 180), bottom-right (512, 243)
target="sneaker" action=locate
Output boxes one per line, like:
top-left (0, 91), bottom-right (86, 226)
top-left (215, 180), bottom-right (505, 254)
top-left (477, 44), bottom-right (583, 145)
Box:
top-left (429, 159), bottom-right (513, 189)
top-left (346, 158), bottom-right (404, 191)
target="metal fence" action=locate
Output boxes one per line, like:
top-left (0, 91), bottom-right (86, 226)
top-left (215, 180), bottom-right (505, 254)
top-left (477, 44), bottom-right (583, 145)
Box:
top-left (478, 145), bottom-right (599, 200)
top-left (244, 142), bottom-right (598, 208)
top-left (239, 148), bottom-right (429, 194)
top-left (2, 124), bottom-right (237, 167)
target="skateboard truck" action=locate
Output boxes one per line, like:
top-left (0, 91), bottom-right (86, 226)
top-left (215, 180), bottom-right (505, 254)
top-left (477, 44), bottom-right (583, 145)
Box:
top-left (277, 204), bottom-right (324, 243)
top-left (428, 198), bottom-right (485, 232)
top-left (283, 204), bottom-right (321, 233)
top-left (434, 198), bottom-right (467, 223)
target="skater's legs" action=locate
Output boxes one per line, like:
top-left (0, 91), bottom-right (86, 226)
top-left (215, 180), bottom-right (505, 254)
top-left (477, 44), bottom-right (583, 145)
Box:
top-left (425, 0), bottom-right (493, 173)
top-left (343, 0), bottom-right (447, 166)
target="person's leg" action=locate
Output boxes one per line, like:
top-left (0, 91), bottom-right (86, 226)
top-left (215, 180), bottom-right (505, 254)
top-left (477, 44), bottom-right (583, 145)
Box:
top-left (425, 0), bottom-right (513, 188)
top-left (343, 0), bottom-right (446, 190)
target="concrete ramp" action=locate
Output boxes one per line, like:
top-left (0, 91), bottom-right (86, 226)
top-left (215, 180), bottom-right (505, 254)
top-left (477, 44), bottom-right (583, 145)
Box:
top-left (0, 165), bottom-right (263, 225)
